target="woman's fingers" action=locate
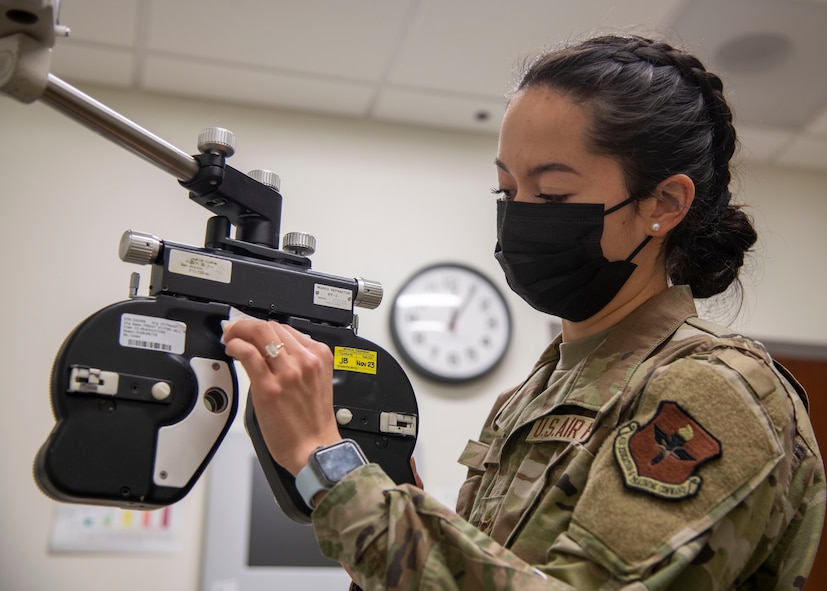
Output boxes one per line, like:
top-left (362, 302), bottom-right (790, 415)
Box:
top-left (223, 319), bottom-right (285, 386)
top-left (221, 317), bottom-right (341, 475)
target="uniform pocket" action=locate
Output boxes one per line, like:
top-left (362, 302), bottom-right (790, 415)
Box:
top-left (456, 439), bottom-right (493, 519)
top-left (458, 439), bottom-right (490, 473)
top-left (546, 442), bottom-right (596, 502)
top-left (470, 493), bottom-right (506, 536)
top-left (508, 443), bottom-right (597, 562)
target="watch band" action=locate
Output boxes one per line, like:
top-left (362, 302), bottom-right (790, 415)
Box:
top-left (295, 439), bottom-right (367, 510)
top-left (295, 460), bottom-right (326, 510)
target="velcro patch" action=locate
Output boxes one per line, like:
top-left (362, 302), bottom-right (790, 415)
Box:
top-left (614, 401), bottom-right (722, 500)
top-left (526, 413), bottom-right (595, 443)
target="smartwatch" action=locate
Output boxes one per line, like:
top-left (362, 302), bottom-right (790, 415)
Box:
top-left (295, 439), bottom-right (368, 510)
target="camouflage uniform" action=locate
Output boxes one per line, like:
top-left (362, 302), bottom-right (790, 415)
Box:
top-left (313, 286), bottom-right (826, 590)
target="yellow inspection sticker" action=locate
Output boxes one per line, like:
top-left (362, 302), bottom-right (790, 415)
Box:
top-left (334, 346), bottom-right (377, 375)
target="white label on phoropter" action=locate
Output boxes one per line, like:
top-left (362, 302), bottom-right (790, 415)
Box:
top-left (313, 284), bottom-right (353, 310)
top-left (168, 249), bottom-right (232, 284)
top-left (119, 313), bottom-right (186, 354)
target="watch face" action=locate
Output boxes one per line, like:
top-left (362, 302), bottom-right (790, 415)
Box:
top-left (390, 263), bottom-right (511, 383)
top-left (315, 441), bottom-right (367, 484)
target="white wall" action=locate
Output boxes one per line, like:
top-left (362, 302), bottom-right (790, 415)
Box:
top-left (1, 86), bottom-right (825, 591)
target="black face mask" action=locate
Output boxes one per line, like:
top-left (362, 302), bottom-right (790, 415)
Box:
top-left (494, 198), bottom-right (651, 322)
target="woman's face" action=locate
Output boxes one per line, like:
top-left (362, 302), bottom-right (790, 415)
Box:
top-left (495, 86), bottom-right (649, 263)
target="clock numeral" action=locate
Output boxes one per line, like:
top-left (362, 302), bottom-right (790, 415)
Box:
top-left (444, 277), bottom-right (459, 293)
top-left (392, 264), bottom-right (511, 382)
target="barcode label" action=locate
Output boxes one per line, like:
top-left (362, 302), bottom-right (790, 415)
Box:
top-left (126, 339), bottom-right (173, 351)
top-left (119, 314), bottom-right (186, 354)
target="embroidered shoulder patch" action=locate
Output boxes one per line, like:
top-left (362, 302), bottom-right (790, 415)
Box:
top-left (614, 401), bottom-right (722, 500)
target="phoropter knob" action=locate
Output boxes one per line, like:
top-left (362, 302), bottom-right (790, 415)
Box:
top-left (354, 278), bottom-right (383, 310)
top-left (119, 230), bottom-right (162, 265)
top-left (282, 232), bottom-right (316, 256)
top-left (197, 127), bottom-right (236, 157)
top-left (248, 169), bottom-right (281, 192)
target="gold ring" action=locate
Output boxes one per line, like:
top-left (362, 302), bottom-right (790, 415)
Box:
top-left (264, 341), bottom-right (285, 359)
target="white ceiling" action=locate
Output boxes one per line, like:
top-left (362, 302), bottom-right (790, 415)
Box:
top-left (26, 0), bottom-right (827, 172)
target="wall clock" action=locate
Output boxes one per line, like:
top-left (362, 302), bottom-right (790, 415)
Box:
top-left (390, 263), bottom-right (512, 383)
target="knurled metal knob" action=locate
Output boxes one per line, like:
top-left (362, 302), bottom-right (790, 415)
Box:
top-left (197, 127), bottom-right (236, 157)
top-left (282, 232), bottom-right (316, 256)
top-left (248, 169), bottom-right (281, 191)
top-left (354, 278), bottom-right (383, 309)
top-left (119, 230), bottom-right (162, 265)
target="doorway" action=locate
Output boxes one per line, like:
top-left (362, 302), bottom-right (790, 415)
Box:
top-left (767, 341), bottom-right (827, 591)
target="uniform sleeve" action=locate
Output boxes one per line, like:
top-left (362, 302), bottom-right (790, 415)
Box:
top-left (562, 351), bottom-right (825, 589)
top-left (311, 463), bottom-right (574, 591)
top-left (312, 351), bottom-right (825, 590)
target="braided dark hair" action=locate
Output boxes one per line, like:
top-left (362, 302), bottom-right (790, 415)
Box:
top-left (516, 35), bottom-right (757, 298)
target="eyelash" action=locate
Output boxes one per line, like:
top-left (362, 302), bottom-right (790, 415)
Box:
top-left (491, 188), bottom-right (514, 200)
top-left (490, 188), bottom-right (569, 203)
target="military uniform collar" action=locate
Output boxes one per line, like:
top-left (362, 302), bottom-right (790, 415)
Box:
top-left (494, 286), bottom-right (698, 433)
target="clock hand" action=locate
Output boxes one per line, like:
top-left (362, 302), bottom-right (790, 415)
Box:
top-left (448, 284), bottom-right (477, 333)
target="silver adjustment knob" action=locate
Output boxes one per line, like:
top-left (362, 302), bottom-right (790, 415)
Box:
top-left (354, 278), bottom-right (383, 309)
top-left (128, 272), bottom-right (141, 298)
top-left (282, 232), bottom-right (316, 256)
top-left (119, 230), bottom-right (162, 265)
top-left (248, 169), bottom-right (281, 191)
top-left (197, 127), bottom-right (236, 157)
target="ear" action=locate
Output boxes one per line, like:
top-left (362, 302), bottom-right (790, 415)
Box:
top-left (646, 174), bottom-right (695, 235)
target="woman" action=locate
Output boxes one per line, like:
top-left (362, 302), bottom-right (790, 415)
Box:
top-left (222, 35), bottom-right (825, 589)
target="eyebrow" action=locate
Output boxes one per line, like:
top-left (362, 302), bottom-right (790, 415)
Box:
top-left (494, 158), bottom-right (581, 177)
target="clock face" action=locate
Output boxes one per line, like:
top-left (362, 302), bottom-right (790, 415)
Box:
top-left (390, 263), bottom-right (512, 383)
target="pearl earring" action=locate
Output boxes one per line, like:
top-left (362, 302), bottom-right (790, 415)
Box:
top-left (651, 222), bottom-right (661, 233)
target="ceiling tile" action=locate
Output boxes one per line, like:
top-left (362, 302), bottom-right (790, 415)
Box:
top-left (58, 0), bottom-right (140, 47)
top-left (51, 44), bottom-right (134, 87)
top-left (673, 0), bottom-right (827, 128)
top-left (735, 124), bottom-right (794, 164)
top-left (142, 55), bottom-right (375, 116)
top-left (775, 135), bottom-right (827, 172)
top-left (372, 87), bottom-right (504, 135)
top-left (806, 105), bottom-right (827, 136)
top-left (143, 0), bottom-right (415, 81)
top-left (13, 0), bottom-right (827, 174)
top-left (387, 0), bottom-right (686, 96)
